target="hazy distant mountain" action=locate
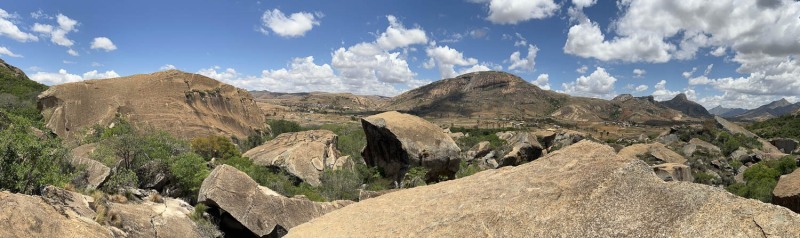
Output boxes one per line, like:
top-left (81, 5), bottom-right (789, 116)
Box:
top-left (708, 106), bottom-right (747, 118)
top-left (249, 91), bottom-right (390, 112)
top-left (733, 98), bottom-right (800, 121)
top-left (658, 93), bottom-right (712, 118)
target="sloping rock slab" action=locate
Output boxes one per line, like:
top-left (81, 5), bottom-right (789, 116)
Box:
top-left (198, 165), bottom-right (352, 237)
top-left (243, 130), bottom-right (348, 186)
top-left (0, 191), bottom-right (111, 238)
top-left (70, 143), bottom-right (111, 189)
top-left (288, 141), bottom-right (800, 237)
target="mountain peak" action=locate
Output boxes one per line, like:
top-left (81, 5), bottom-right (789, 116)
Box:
top-left (672, 93), bottom-right (688, 101)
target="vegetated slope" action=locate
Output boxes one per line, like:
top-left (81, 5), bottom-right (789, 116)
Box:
top-left (708, 105), bottom-right (747, 118)
top-left (747, 113), bottom-right (800, 141)
top-left (658, 93), bottom-right (712, 118)
top-left (250, 90), bottom-right (389, 112)
top-left (384, 71), bottom-right (688, 123)
top-left (733, 98), bottom-right (800, 121)
top-left (0, 58), bottom-right (47, 118)
top-left (38, 70), bottom-right (268, 141)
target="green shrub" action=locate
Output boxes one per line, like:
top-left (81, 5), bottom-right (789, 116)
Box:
top-left (319, 123), bottom-right (365, 161)
top-left (726, 159), bottom-right (795, 203)
top-left (191, 135), bottom-right (240, 160)
top-left (169, 153), bottom-right (210, 200)
top-left (694, 172), bottom-right (719, 185)
top-left (455, 160), bottom-right (484, 178)
top-left (267, 119), bottom-right (303, 137)
top-left (0, 112), bottom-right (74, 194)
top-left (102, 169), bottom-right (138, 193)
top-left (319, 168), bottom-right (362, 201)
top-left (403, 167), bottom-right (429, 188)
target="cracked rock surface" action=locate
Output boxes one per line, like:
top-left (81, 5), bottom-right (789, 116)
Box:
top-left (288, 141), bottom-right (800, 238)
top-left (198, 164), bottom-right (353, 237)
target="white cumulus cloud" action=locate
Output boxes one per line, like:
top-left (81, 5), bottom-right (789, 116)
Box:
top-left (260, 9), bottom-right (321, 38)
top-left (481, 0), bottom-right (560, 24)
top-left (562, 67), bottom-right (617, 99)
top-left (376, 15), bottom-right (427, 50)
top-left (30, 69), bottom-right (119, 85)
top-left (0, 9), bottom-right (38, 42)
top-left (0, 46), bottom-right (22, 57)
top-left (91, 37), bottom-right (117, 52)
top-left (508, 44), bottom-right (538, 72)
top-left (633, 68), bottom-right (646, 78)
top-left (33, 14), bottom-right (78, 47)
top-left (426, 44), bottom-right (490, 79)
top-left (533, 73), bottom-right (551, 90)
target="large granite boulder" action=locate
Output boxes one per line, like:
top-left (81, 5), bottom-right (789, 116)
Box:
top-left (0, 191), bottom-right (111, 238)
top-left (773, 168), bottom-right (800, 213)
top-left (465, 141), bottom-right (492, 161)
top-left (70, 143), bottom-right (111, 189)
top-left (360, 111), bottom-right (461, 185)
top-left (287, 141), bottom-right (800, 237)
top-left (618, 142), bottom-right (687, 164)
top-left (105, 198), bottom-right (204, 238)
top-left (770, 138), bottom-right (799, 154)
top-left (496, 131), bottom-right (544, 166)
top-left (198, 165), bottom-right (352, 237)
top-left (243, 130), bottom-right (349, 186)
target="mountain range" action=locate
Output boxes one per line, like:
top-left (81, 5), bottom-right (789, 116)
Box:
top-left (710, 98), bottom-right (800, 121)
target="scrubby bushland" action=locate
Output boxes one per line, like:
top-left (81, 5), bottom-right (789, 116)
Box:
top-left (0, 111), bottom-right (75, 195)
top-left (748, 114), bottom-right (800, 141)
top-left (451, 127), bottom-right (513, 150)
top-left (726, 156), bottom-right (797, 202)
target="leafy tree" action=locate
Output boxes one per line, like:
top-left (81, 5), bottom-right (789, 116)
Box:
top-left (726, 157), bottom-right (796, 202)
top-left (191, 135), bottom-right (240, 160)
top-left (748, 114), bottom-right (800, 141)
top-left (169, 153), bottom-right (210, 200)
top-left (267, 119), bottom-right (302, 137)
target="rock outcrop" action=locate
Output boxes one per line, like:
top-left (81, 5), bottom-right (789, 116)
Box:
top-left (652, 163), bottom-right (694, 182)
top-left (198, 165), bottom-right (352, 237)
top-left (618, 142), bottom-right (687, 164)
top-left (243, 130), bottom-right (349, 186)
top-left (287, 141), bottom-right (800, 237)
top-left (361, 111), bottom-right (461, 185)
top-left (105, 198), bottom-right (203, 238)
top-left (0, 191), bottom-right (111, 238)
top-left (496, 131), bottom-right (544, 166)
top-left (70, 143), bottom-right (110, 189)
top-left (773, 168), bottom-right (800, 213)
top-left (37, 70), bottom-right (267, 141)
top-left (770, 138), bottom-right (798, 154)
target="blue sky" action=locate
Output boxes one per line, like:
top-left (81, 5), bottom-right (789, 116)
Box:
top-left (1, 0), bottom-right (800, 109)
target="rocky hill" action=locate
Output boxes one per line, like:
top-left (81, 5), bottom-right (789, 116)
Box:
top-left (384, 71), bottom-right (690, 123)
top-left (38, 70), bottom-right (268, 141)
top-left (250, 90), bottom-right (389, 112)
top-left (709, 105), bottom-right (747, 118)
top-left (658, 93), bottom-right (712, 118)
top-left (732, 98), bottom-right (800, 121)
top-left (0, 58), bottom-right (47, 118)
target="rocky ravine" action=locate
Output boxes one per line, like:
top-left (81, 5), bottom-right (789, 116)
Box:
top-left (37, 70), bottom-right (267, 141)
top-left (288, 141), bottom-right (800, 237)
